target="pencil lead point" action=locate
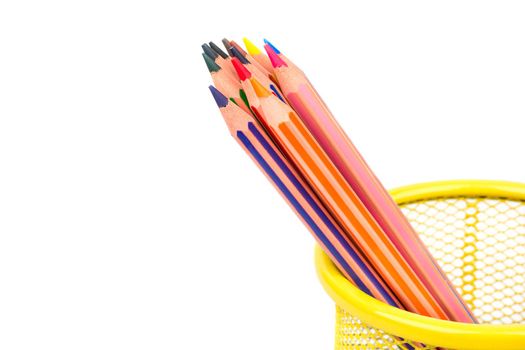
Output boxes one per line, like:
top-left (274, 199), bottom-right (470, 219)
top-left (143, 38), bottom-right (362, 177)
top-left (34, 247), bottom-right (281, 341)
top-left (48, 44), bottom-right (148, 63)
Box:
top-left (263, 39), bottom-right (281, 54)
top-left (243, 37), bottom-right (262, 56)
top-left (209, 41), bottom-right (228, 59)
top-left (250, 78), bottom-right (271, 98)
top-left (202, 53), bottom-right (221, 73)
top-left (264, 44), bottom-right (287, 68)
top-left (239, 89), bottom-right (250, 109)
top-left (202, 43), bottom-right (218, 60)
top-left (222, 38), bottom-right (233, 56)
top-left (230, 40), bottom-right (247, 57)
top-left (209, 85), bottom-right (229, 108)
top-left (231, 57), bottom-right (252, 81)
top-left (230, 47), bottom-right (250, 65)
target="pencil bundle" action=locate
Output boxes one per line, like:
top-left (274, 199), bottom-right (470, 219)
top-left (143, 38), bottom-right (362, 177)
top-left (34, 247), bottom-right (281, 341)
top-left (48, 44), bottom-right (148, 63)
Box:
top-left (203, 38), bottom-right (477, 323)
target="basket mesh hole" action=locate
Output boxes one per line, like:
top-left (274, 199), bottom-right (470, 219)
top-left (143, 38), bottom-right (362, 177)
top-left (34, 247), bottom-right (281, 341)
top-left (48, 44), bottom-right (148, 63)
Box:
top-left (335, 196), bottom-right (525, 349)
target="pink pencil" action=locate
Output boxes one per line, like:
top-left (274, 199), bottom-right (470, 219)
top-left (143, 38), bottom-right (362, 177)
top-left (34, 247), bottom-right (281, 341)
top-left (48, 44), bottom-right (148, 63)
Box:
top-left (265, 44), bottom-right (477, 323)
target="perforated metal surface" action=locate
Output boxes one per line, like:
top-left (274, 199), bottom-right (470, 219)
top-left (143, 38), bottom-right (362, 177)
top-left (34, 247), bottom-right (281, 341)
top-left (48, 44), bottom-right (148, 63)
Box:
top-left (335, 196), bottom-right (525, 349)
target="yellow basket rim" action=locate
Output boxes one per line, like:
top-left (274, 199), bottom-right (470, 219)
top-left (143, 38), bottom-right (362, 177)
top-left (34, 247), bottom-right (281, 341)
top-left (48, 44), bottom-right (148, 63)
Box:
top-left (315, 180), bottom-right (525, 350)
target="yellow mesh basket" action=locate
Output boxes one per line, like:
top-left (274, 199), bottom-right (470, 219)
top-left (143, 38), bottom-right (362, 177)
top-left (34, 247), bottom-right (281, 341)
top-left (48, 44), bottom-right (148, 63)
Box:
top-left (315, 180), bottom-right (525, 350)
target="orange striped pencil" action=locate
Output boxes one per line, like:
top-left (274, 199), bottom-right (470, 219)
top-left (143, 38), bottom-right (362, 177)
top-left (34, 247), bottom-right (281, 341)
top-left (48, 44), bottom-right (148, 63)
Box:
top-left (264, 43), bottom-right (477, 323)
top-left (209, 85), bottom-right (402, 308)
top-left (243, 75), bottom-right (449, 320)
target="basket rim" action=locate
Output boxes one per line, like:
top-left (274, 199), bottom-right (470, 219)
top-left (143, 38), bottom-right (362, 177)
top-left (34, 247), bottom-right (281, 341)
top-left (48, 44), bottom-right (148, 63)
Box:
top-left (315, 179), bottom-right (525, 350)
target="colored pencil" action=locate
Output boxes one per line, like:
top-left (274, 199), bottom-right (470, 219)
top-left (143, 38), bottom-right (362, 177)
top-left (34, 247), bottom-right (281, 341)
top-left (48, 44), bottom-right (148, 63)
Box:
top-left (222, 38), bottom-right (234, 56)
top-left (230, 39), bottom-right (273, 79)
top-left (209, 85), bottom-right (402, 307)
top-left (263, 39), bottom-right (300, 72)
top-left (204, 38), bottom-right (477, 327)
top-left (243, 37), bottom-right (274, 73)
top-left (265, 44), bottom-right (477, 323)
top-left (243, 75), bottom-right (449, 320)
top-left (202, 53), bottom-right (250, 114)
top-left (230, 58), bottom-right (262, 113)
top-left (230, 40), bottom-right (247, 56)
top-left (204, 42), bottom-right (237, 78)
top-left (209, 41), bottom-right (229, 59)
top-left (229, 47), bottom-right (284, 102)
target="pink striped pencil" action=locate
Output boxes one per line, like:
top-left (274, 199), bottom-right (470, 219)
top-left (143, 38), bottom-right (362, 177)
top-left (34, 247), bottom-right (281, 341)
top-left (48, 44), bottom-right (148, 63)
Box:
top-left (264, 42), bottom-right (477, 323)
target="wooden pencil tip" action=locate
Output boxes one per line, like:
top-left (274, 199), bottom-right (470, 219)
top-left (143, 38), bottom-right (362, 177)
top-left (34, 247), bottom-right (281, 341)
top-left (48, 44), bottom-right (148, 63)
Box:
top-left (222, 38), bottom-right (233, 56)
top-left (263, 39), bottom-right (281, 54)
top-left (202, 53), bottom-right (220, 73)
top-left (230, 40), bottom-right (247, 57)
top-left (209, 41), bottom-right (228, 59)
top-left (202, 43), bottom-right (218, 60)
top-left (250, 78), bottom-right (271, 98)
top-left (243, 37), bottom-right (262, 56)
top-left (264, 44), bottom-right (287, 68)
top-left (209, 85), bottom-right (229, 108)
top-left (231, 57), bottom-right (252, 81)
top-left (231, 47), bottom-right (250, 65)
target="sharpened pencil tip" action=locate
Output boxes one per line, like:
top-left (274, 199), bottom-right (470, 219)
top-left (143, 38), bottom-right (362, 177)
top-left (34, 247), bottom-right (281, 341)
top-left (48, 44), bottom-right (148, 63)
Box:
top-left (243, 37), bottom-right (262, 56)
top-left (231, 57), bottom-right (252, 81)
top-left (202, 53), bottom-right (221, 73)
top-left (202, 43), bottom-right (218, 59)
top-left (263, 39), bottom-right (281, 54)
top-left (230, 47), bottom-right (250, 64)
top-left (230, 40), bottom-right (247, 57)
top-left (264, 44), bottom-right (287, 68)
top-left (209, 41), bottom-right (228, 59)
top-left (222, 38), bottom-right (233, 56)
top-left (209, 85), bottom-right (229, 108)
top-left (250, 78), bottom-right (272, 98)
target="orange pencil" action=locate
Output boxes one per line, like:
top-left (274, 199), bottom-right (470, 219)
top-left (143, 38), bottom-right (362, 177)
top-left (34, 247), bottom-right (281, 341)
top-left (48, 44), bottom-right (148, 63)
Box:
top-left (264, 44), bottom-right (477, 323)
top-left (244, 75), bottom-right (449, 320)
top-left (209, 85), bottom-right (402, 307)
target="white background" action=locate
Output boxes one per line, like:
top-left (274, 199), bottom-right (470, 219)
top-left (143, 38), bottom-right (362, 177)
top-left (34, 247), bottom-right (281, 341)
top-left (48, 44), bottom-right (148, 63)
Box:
top-left (1, 1), bottom-right (525, 349)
